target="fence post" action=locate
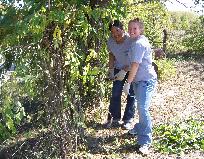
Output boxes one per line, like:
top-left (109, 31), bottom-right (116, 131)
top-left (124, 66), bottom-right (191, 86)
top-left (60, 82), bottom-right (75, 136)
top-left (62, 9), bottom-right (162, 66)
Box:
top-left (163, 29), bottom-right (167, 53)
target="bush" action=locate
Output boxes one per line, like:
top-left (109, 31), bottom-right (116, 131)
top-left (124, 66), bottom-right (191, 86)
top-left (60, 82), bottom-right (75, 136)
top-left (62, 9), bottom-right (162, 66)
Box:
top-left (154, 59), bottom-right (176, 81)
top-left (0, 75), bottom-right (26, 141)
top-left (154, 118), bottom-right (204, 154)
top-left (182, 16), bottom-right (204, 54)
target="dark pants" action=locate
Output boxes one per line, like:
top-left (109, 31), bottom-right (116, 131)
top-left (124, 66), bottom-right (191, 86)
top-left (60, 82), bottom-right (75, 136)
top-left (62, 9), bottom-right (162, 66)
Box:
top-left (108, 69), bottom-right (136, 123)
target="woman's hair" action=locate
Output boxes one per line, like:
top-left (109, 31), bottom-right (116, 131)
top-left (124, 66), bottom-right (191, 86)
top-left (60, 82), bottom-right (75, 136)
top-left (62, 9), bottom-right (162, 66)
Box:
top-left (109, 20), bottom-right (124, 31)
top-left (129, 17), bottom-right (144, 34)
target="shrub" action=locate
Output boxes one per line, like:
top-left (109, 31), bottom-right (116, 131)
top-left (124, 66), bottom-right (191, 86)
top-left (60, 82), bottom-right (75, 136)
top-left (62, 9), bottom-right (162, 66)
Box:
top-left (154, 59), bottom-right (176, 81)
top-left (154, 118), bottom-right (204, 154)
top-left (0, 75), bottom-right (26, 141)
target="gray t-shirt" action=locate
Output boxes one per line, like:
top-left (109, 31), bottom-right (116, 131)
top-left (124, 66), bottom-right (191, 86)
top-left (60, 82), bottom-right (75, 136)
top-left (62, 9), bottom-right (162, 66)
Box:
top-left (107, 34), bottom-right (131, 70)
top-left (128, 35), bottom-right (157, 82)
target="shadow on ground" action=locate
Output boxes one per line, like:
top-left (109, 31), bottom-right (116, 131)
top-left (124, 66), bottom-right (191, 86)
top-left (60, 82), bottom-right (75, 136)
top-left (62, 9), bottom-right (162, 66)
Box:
top-left (167, 51), bottom-right (204, 62)
top-left (167, 52), bottom-right (204, 81)
top-left (84, 120), bottom-right (141, 156)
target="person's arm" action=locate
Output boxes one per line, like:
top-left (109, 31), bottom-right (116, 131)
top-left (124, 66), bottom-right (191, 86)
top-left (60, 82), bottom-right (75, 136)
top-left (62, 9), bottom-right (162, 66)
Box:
top-left (127, 62), bottom-right (139, 83)
top-left (107, 52), bottom-right (115, 80)
top-left (123, 62), bottom-right (139, 95)
top-left (109, 53), bottom-right (115, 69)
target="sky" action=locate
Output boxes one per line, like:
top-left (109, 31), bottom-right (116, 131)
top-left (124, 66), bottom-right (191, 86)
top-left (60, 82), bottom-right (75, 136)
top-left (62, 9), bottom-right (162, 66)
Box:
top-left (165, 0), bottom-right (203, 15)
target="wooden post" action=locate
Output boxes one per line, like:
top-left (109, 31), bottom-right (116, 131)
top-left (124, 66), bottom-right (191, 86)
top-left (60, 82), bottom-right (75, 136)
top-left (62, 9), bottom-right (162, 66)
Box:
top-left (163, 29), bottom-right (167, 53)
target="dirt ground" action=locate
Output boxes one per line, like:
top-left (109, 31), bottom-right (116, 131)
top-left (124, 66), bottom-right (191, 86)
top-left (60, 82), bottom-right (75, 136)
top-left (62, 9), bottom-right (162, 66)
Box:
top-left (1, 55), bottom-right (204, 159)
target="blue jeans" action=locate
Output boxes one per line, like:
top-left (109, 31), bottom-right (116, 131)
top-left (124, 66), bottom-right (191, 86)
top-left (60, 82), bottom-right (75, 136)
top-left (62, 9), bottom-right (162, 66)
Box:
top-left (132, 79), bottom-right (157, 145)
top-left (108, 69), bottom-right (135, 123)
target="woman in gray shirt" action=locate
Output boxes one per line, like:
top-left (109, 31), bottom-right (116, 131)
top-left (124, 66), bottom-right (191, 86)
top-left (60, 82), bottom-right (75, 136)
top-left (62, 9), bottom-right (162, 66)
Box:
top-left (123, 18), bottom-right (157, 154)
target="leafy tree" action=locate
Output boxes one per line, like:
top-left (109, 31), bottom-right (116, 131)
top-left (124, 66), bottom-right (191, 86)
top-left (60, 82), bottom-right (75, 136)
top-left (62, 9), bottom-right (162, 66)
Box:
top-left (126, 1), bottom-right (170, 49)
top-left (0, 0), bottom-right (184, 157)
top-left (193, 0), bottom-right (204, 15)
top-left (169, 11), bottom-right (198, 30)
top-left (0, 0), bottom-right (129, 157)
top-left (182, 15), bottom-right (204, 53)
top-left (166, 11), bottom-right (199, 53)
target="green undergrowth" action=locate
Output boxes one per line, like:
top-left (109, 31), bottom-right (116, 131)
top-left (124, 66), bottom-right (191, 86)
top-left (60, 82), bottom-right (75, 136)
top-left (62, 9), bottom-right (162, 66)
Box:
top-left (154, 58), bottom-right (177, 81)
top-left (153, 117), bottom-right (204, 155)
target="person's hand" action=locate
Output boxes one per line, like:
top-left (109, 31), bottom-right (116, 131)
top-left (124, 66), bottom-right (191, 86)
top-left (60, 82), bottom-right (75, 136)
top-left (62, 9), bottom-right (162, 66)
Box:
top-left (114, 70), bottom-right (127, 81)
top-left (123, 82), bottom-right (130, 95)
top-left (123, 65), bottom-right (130, 72)
top-left (107, 68), bottom-right (114, 80)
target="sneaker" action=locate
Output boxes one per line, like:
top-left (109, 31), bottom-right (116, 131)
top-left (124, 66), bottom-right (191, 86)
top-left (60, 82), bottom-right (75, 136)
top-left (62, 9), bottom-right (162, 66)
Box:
top-left (121, 122), bottom-right (132, 130)
top-left (104, 120), bottom-right (112, 128)
top-left (139, 144), bottom-right (150, 155)
top-left (128, 128), bottom-right (138, 135)
top-left (111, 120), bottom-right (121, 128)
top-left (104, 120), bottom-right (120, 128)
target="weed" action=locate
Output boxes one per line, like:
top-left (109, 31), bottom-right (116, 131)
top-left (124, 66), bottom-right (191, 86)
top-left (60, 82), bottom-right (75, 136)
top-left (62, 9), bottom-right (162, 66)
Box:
top-left (153, 117), bottom-right (204, 154)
